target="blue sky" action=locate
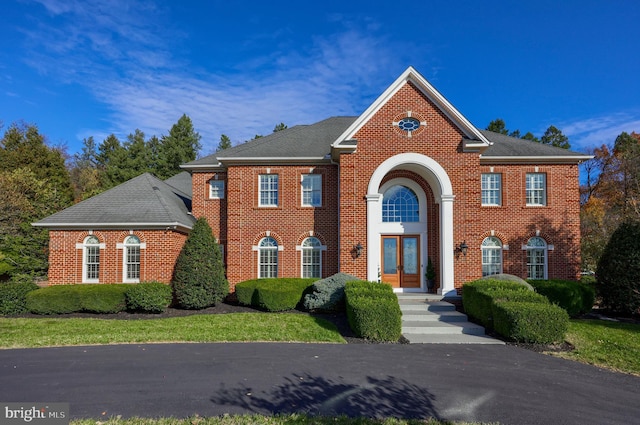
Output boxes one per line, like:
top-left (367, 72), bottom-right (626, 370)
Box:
top-left (1, 0), bottom-right (639, 156)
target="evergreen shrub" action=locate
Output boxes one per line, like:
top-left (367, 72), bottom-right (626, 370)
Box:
top-left (172, 217), bottom-right (229, 309)
top-left (236, 278), bottom-right (316, 311)
top-left (345, 281), bottom-right (401, 342)
top-left (463, 279), bottom-right (542, 329)
top-left (26, 284), bottom-right (129, 314)
top-left (302, 272), bottom-right (360, 312)
top-left (125, 281), bottom-right (172, 313)
top-left (0, 280), bottom-right (39, 315)
top-left (596, 220), bottom-right (640, 315)
top-left (528, 279), bottom-right (595, 316)
top-left (493, 301), bottom-right (569, 344)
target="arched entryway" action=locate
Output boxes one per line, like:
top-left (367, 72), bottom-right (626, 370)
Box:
top-left (366, 153), bottom-right (456, 296)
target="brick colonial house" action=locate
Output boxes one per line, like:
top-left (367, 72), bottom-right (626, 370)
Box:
top-left (35, 67), bottom-right (590, 296)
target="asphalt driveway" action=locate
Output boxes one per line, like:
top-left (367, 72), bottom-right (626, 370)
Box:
top-left (1, 343), bottom-right (638, 424)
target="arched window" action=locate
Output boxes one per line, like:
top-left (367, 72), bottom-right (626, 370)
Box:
top-left (83, 235), bottom-right (100, 283)
top-left (526, 237), bottom-right (547, 279)
top-left (382, 185), bottom-right (419, 222)
top-left (258, 237), bottom-right (278, 278)
top-left (301, 237), bottom-right (322, 278)
top-left (481, 237), bottom-right (502, 277)
top-left (123, 235), bottom-right (141, 282)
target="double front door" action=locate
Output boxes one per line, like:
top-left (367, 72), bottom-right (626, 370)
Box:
top-left (381, 235), bottom-right (420, 288)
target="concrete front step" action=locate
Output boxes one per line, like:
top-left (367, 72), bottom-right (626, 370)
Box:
top-left (401, 310), bottom-right (468, 322)
top-left (402, 320), bottom-right (485, 335)
top-left (399, 301), bottom-right (456, 312)
top-left (403, 333), bottom-right (505, 344)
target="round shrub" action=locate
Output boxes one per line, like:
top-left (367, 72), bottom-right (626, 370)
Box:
top-left (596, 221), bottom-right (640, 315)
top-left (302, 272), bottom-right (359, 312)
top-left (126, 281), bottom-right (172, 313)
top-left (0, 280), bottom-right (39, 315)
top-left (480, 273), bottom-right (534, 291)
top-left (26, 284), bottom-right (129, 314)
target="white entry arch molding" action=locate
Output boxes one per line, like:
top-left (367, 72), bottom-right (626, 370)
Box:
top-left (366, 153), bottom-right (456, 296)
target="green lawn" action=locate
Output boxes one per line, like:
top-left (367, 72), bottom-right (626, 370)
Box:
top-left (70, 414), bottom-right (491, 425)
top-left (551, 319), bottom-right (640, 375)
top-left (0, 313), bottom-right (345, 348)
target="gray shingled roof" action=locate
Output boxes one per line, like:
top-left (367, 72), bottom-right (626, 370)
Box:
top-left (164, 171), bottom-right (192, 197)
top-left (183, 117), bottom-right (357, 167)
top-left (481, 130), bottom-right (587, 158)
top-left (33, 173), bottom-right (195, 230)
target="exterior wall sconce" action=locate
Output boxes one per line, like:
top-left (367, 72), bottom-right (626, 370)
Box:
top-left (456, 241), bottom-right (469, 257)
top-left (354, 243), bottom-right (363, 258)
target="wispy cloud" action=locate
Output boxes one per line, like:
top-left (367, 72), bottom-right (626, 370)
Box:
top-left (21, 0), bottom-right (403, 154)
top-left (560, 112), bottom-right (640, 151)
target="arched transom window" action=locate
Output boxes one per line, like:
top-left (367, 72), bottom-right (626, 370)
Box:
top-left (382, 185), bottom-right (419, 222)
top-left (258, 236), bottom-right (278, 278)
top-left (526, 237), bottom-right (547, 280)
top-left (481, 237), bottom-right (502, 277)
top-left (83, 235), bottom-right (100, 283)
top-left (124, 235), bottom-right (141, 282)
top-left (301, 237), bottom-right (322, 278)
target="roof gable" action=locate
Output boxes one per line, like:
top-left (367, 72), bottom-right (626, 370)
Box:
top-left (33, 173), bottom-right (195, 231)
top-left (332, 66), bottom-right (491, 151)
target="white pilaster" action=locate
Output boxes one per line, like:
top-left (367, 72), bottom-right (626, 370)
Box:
top-left (439, 194), bottom-right (456, 296)
top-left (366, 193), bottom-right (382, 282)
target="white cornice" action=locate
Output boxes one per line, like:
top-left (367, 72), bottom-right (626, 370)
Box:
top-left (32, 222), bottom-right (193, 232)
top-left (480, 154), bottom-right (594, 164)
top-left (332, 66), bottom-right (491, 148)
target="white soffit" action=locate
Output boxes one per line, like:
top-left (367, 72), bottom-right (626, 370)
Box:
top-left (332, 66), bottom-right (491, 147)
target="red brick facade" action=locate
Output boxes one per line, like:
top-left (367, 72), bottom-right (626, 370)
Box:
top-left (42, 68), bottom-right (584, 293)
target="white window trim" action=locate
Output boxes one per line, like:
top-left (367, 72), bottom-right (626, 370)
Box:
top-left (259, 174), bottom-right (279, 207)
top-left (481, 237), bottom-right (503, 277)
top-left (117, 236), bottom-right (145, 283)
top-left (253, 237), bottom-right (284, 278)
top-left (526, 173), bottom-right (547, 206)
top-left (301, 174), bottom-right (322, 207)
top-left (296, 237), bottom-right (327, 278)
top-left (481, 173), bottom-right (502, 206)
top-left (209, 180), bottom-right (225, 199)
top-left (523, 237), bottom-right (548, 280)
top-left (79, 237), bottom-right (105, 284)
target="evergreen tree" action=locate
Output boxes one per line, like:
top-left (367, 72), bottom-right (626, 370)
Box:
top-left (541, 125), bottom-right (570, 149)
top-left (156, 114), bottom-right (201, 179)
top-left (216, 134), bottom-right (232, 152)
top-left (172, 217), bottom-right (228, 309)
top-left (273, 122), bottom-right (288, 132)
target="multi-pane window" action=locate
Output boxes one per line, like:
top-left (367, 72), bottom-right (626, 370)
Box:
top-left (301, 174), bottom-right (322, 207)
top-left (481, 237), bottom-right (502, 277)
top-left (209, 180), bottom-right (225, 199)
top-left (301, 237), bottom-right (322, 278)
top-left (481, 174), bottom-right (501, 206)
top-left (526, 237), bottom-right (547, 279)
top-left (124, 235), bottom-right (141, 282)
top-left (84, 236), bottom-right (100, 283)
top-left (382, 185), bottom-right (419, 222)
top-left (259, 174), bottom-right (279, 206)
top-left (258, 237), bottom-right (278, 278)
top-left (526, 173), bottom-right (546, 206)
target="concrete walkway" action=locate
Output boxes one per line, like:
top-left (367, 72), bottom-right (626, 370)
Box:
top-left (397, 293), bottom-right (504, 344)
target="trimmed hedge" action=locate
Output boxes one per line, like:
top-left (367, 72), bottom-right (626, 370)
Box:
top-left (302, 272), bottom-right (360, 312)
top-left (345, 281), bottom-right (401, 342)
top-left (26, 284), bottom-right (129, 315)
top-left (462, 279), bottom-right (546, 329)
top-left (0, 281), bottom-right (39, 315)
top-left (125, 281), bottom-right (172, 313)
top-left (493, 301), bottom-right (569, 344)
top-left (528, 279), bottom-right (596, 317)
top-left (235, 278), bottom-right (317, 311)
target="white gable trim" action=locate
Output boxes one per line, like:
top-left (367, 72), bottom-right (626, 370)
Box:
top-left (332, 66), bottom-right (491, 149)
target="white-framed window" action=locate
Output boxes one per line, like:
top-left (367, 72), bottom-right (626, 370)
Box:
top-left (526, 173), bottom-right (546, 206)
top-left (300, 237), bottom-right (324, 278)
top-left (481, 174), bottom-right (501, 206)
top-left (209, 180), bottom-right (225, 199)
top-left (259, 174), bottom-right (279, 207)
top-left (526, 236), bottom-right (547, 279)
top-left (258, 236), bottom-right (278, 278)
top-left (123, 235), bottom-right (141, 282)
top-left (83, 235), bottom-right (101, 283)
top-left (481, 237), bottom-right (502, 277)
top-left (301, 174), bottom-right (322, 207)
top-left (382, 185), bottom-right (420, 222)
